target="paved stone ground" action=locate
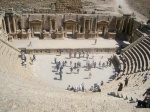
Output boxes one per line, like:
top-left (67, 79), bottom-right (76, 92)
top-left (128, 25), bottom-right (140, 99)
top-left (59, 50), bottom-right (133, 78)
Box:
top-left (31, 53), bottom-right (115, 89)
top-left (9, 38), bottom-right (129, 49)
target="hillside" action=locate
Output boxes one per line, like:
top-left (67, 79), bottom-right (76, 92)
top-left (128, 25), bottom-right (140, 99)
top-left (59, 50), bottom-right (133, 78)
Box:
top-left (126, 0), bottom-right (150, 19)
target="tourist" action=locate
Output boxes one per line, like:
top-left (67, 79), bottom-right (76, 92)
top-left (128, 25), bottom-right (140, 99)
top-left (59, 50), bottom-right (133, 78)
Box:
top-left (89, 86), bottom-right (94, 91)
top-left (136, 87), bottom-right (150, 108)
top-left (60, 50), bottom-right (62, 56)
top-left (92, 54), bottom-right (94, 59)
top-left (59, 71), bottom-right (62, 80)
top-left (79, 52), bottom-right (81, 58)
top-left (74, 63), bottom-right (77, 69)
top-left (83, 51), bottom-right (85, 58)
top-left (124, 77), bottom-right (129, 87)
top-left (94, 39), bottom-right (97, 44)
top-left (67, 85), bottom-right (71, 90)
top-left (74, 52), bottom-right (76, 58)
top-left (118, 82), bottom-right (123, 91)
top-left (94, 62), bottom-right (96, 68)
top-left (79, 85), bottom-right (82, 91)
top-left (70, 61), bottom-right (72, 67)
top-left (99, 61), bottom-right (101, 68)
top-left (30, 56), bottom-right (33, 65)
top-left (69, 52), bottom-right (71, 58)
top-left (33, 54), bottom-right (36, 61)
top-left (28, 41), bottom-right (32, 47)
top-left (89, 72), bottom-right (92, 79)
top-left (54, 57), bottom-right (57, 64)
top-left (65, 60), bottom-right (67, 66)
top-left (70, 86), bottom-right (74, 91)
top-left (142, 72), bottom-right (149, 84)
top-left (70, 67), bottom-right (73, 73)
top-left (101, 80), bottom-right (104, 86)
top-left (24, 61), bottom-right (27, 68)
top-left (77, 68), bottom-right (79, 74)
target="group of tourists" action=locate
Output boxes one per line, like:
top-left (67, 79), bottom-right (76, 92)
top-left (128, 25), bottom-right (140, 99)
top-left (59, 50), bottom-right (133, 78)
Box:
top-left (21, 51), bottom-right (36, 67)
top-left (21, 52), bottom-right (27, 67)
top-left (67, 83), bottom-right (85, 92)
top-left (66, 81), bottom-right (104, 93)
top-left (136, 87), bottom-right (150, 108)
top-left (53, 53), bottom-right (113, 80)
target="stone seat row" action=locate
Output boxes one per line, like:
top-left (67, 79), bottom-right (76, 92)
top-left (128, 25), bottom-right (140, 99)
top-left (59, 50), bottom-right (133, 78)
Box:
top-left (120, 37), bottom-right (149, 75)
top-left (0, 39), bottom-right (34, 81)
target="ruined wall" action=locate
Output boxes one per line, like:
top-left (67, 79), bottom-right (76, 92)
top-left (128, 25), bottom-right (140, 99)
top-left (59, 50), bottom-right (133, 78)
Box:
top-left (55, 0), bottom-right (83, 13)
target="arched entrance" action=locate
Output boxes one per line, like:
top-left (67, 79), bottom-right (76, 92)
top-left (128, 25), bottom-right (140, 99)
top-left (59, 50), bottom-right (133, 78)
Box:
top-left (64, 20), bottom-right (77, 38)
top-left (97, 21), bottom-right (108, 37)
top-left (30, 20), bottom-right (42, 38)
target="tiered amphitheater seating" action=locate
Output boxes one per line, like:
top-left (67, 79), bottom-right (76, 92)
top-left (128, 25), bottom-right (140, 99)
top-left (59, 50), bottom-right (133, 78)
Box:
top-left (119, 36), bottom-right (150, 75)
top-left (0, 37), bottom-right (149, 111)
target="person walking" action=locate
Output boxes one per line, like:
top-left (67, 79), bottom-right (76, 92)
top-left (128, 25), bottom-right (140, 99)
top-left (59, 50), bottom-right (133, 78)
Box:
top-left (59, 71), bottom-right (62, 80)
top-left (124, 77), bottom-right (129, 87)
top-left (28, 41), bottom-right (32, 47)
top-left (70, 67), bottom-right (73, 73)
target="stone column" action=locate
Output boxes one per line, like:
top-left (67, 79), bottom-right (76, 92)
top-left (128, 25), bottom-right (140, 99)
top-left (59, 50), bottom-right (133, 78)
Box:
top-left (119, 18), bottom-right (123, 31)
top-left (83, 17), bottom-right (85, 33)
top-left (95, 18), bottom-right (97, 33)
top-left (31, 26), bottom-right (34, 37)
top-left (65, 23), bottom-right (67, 37)
top-left (78, 25), bottom-right (81, 33)
top-left (90, 18), bottom-right (93, 32)
top-left (75, 23), bottom-right (77, 32)
top-left (121, 18), bottom-right (125, 33)
top-left (88, 19), bottom-right (90, 30)
top-left (21, 16), bottom-right (24, 29)
top-left (115, 17), bottom-right (117, 30)
top-left (6, 15), bottom-right (11, 33)
top-left (2, 19), bottom-right (6, 32)
top-left (12, 15), bottom-right (16, 33)
top-left (49, 19), bottom-right (52, 31)
top-left (42, 15), bottom-right (44, 30)
top-left (125, 17), bottom-right (129, 33)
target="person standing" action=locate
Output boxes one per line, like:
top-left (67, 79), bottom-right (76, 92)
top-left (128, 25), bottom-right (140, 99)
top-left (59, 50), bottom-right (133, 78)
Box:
top-left (124, 77), bottom-right (129, 87)
top-left (99, 61), bottom-right (101, 68)
top-left (70, 67), bottom-right (73, 73)
top-left (59, 71), bottom-right (62, 80)
top-left (54, 57), bottom-right (57, 64)
top-left (70, 61), bottom-right (72, 67)
top-left (60, 50), bottom-right (62, 56)
top-left (77, 68), bottom-right (79, 74)
top-left (89, 72), bottom-right (92, 79)
top-left (94, 39), bottom-right (97, 44)
top-left (33, 54), bottom-right (36, 61)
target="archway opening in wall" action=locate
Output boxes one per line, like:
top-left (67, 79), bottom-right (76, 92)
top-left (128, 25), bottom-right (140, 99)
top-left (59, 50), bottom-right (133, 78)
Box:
top-left (30, 20), bottom-right (42, 39)
top-left (97, 21), bottom-right (108, 37)
top-left (65, 20), bottom-right (76, 39)
top-left (51, 19), bottom-right (55, 30)
top-left (85, 20), bottom-right (90, 31)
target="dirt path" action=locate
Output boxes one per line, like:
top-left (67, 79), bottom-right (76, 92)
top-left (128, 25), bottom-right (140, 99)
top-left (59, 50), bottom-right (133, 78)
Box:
top-left (114, 0), bottom-right (148, 22)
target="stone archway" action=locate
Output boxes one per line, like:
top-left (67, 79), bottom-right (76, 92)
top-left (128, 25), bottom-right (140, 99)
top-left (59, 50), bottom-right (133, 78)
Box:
top-left (97, 21), bottom-right (108, 37)
top-left (30, 20), bottom-right (42, 38)
top-left (64, 20), bottom-right (77, 38)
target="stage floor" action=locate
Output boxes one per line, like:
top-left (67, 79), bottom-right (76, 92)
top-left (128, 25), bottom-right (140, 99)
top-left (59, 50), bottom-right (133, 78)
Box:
top-left (9, 38), bottom-right (129, 49)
